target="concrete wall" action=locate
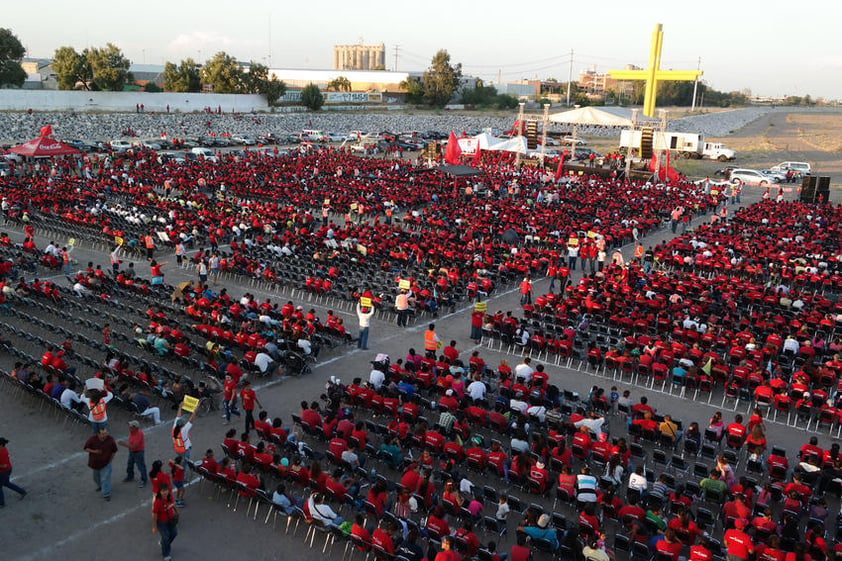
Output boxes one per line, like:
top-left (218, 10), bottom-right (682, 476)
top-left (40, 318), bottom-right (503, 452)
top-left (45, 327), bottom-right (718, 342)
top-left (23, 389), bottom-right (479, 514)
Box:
top-left (0, 90), bottom-right (269, 113)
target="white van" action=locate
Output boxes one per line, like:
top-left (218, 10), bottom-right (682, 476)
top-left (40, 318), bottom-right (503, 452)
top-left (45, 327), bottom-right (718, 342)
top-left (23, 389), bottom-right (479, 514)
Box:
top-left (300, 129), bottom-right (326, 142)
top-left (190, 147), bottom-right (215, 159)
top-left (771, 161), bottom-right (811, 175)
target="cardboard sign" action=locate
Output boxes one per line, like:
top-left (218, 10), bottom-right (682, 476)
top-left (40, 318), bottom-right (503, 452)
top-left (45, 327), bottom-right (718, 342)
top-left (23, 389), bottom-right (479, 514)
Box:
top-left (356, 244), bottom-right (367, 256)
top-left (474, 302), bottom-right (487, 312)
top-left (568, 237), bottom-right (579, 247)
top-left (114, 236), bottom-right (124, 246)
top-left (350, 203), bottom-right (358, 211)
top-left (181, 395), bottom-right (199, 413)
top-left (360, 297), bottom-right (372, 307)
top-left (399, 279), bottom-right (411, 290)
top-left (68, 238), bottom-right (76, 247)
top-left (85, 378), bottom-right (105, 391)
top-left (324, 198), bottom-right (330, 206)
top-left (587, 231), bottom-right (596, 239)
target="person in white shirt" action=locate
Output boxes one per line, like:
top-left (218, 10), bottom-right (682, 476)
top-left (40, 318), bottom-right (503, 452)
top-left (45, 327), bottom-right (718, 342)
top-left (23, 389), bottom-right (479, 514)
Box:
top-left (307, 494), bottom-right (343, 527)
top-left (526, 403), bottom-right (547, 422)
top-left (509, 393), bottom-right (529, 415)
top-left (514, 358), bottom-right (534, 383)
top-left (466, 375), bottom-right (486, 402)
top-left (369, 367), bottom-right (385, 390)
top-left (60, 386), bottom-right (82, 410)
top-left (782, 336), bottom-right (800, 355)
top-left (627, 466), bottom-right (648, 493)
top-left (254, 352), bottom-right (276, 375)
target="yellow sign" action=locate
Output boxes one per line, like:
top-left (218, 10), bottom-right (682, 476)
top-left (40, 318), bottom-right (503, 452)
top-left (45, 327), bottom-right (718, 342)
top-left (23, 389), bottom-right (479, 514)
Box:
top-left (350, 203), bottom-right (358, 211)
top-left (360, 297), bottom-right (372, 307)
top-left (324, 198), bottom-right (330, 206)
top-left (181, 395), bottom-right (199, 413)
top-left (568, 237), bottom-right (579, 247)
top-left (114, 236), bottom-right (124, 246)
top-left (356, 244), bottom-right (367, 256)
top-left (587, 231), bottom-right (596, 239)
top-left (399, 279), bottom-right (411, 290)
top-left (607, 24), bottom-right (703, 117)
top-left (68, 238), bottom-right (76, 247)
top-left (474, 302), bottom-right (487, 312)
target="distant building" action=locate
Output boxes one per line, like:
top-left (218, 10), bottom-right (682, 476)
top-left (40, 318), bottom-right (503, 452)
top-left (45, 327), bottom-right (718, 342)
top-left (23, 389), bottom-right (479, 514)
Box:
top-left (128, 63), bottom-right (165, 88)
top-left (269, 68), bottom-right (416, 93)
top-left (19, 57), bottom-right (56, 89)
top-left (578, 64), bottom-right (639, 98)
top-left (497, 80), bottom-right (541, 99)
top-left (333, 43), bottom-right (386, 71)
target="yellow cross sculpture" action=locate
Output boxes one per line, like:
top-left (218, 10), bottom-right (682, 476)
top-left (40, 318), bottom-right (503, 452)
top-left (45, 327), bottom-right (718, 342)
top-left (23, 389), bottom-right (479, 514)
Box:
top-left (608, 23), bottom-right (702, 117)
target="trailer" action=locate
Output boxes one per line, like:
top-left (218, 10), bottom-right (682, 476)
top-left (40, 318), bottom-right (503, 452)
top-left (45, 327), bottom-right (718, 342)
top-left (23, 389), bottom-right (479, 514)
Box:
top-left (619, 129), bottom-right (736, 161)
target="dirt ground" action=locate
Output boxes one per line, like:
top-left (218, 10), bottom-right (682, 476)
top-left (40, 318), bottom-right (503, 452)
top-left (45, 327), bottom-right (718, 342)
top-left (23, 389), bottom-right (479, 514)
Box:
top-left (591, 108), bottom-right (842, 187)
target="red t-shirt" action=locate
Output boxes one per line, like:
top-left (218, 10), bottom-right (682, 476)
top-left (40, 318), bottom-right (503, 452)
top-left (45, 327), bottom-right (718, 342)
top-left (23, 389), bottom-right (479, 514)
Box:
top-left (153, 494), bottom-right (176, 523)
top-left (724, 529), bottom-right (753, 560)
top-left (241, 387), bottom-right (257, 411)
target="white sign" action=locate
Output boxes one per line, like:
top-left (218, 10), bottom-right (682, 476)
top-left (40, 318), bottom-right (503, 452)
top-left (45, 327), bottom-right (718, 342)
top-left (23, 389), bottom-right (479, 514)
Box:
top-left (325, 92), bottom-right (382, 103)
top-left (457, 137), bottom-right (479, 155)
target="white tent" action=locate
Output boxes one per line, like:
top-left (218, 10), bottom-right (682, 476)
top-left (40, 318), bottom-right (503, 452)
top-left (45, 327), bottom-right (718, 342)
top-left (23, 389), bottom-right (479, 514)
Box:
top-left (488, 135), bottom-right (527, 153)
top-left (548, 106), bottom-right (654, 127)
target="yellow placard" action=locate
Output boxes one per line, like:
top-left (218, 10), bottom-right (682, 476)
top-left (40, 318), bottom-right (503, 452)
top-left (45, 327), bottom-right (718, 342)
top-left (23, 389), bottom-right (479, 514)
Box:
top-left (68, 238), bottom-right (76, 247)
top-left (578, 171), bottom-right (584, 175)
top-left (356, 244), bottom-right (367, 256)
top-left (360, 297), bottom-right (372, 307)
top-left (568, 237), bottom-right (579, 246)
top-left (324, 199), bottom-right (330, 206)
top-left (181, 395), bottom-right (199, 413)
top-left (474, 302), bottom-right (487, 312)
top-left (587, 231), bottom-right (596, 239)
top-left (114, 236), bottom-right (124, 246)
top-left (350, 203), bottom-right (358, 211)
top-left (399, 279), bottom-right (411, 290)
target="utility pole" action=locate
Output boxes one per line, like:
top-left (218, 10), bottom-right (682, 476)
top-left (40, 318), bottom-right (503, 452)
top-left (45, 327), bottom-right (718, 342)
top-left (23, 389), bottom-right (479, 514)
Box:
top-left (691, 56), bottom-right (701, 111)
top-left (566, 49), bottom-right (574, 107)
top-left (268, 14), bottom-right (272, 68)
top-left (393, 45), bottom-right (400, 71)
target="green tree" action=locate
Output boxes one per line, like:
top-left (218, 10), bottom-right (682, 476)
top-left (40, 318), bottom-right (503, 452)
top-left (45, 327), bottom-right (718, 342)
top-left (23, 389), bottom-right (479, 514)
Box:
top-left (143, 82), bottom-right (162, 93)
top-left (422, 49), bottom-right (462, 107)
top-left (52, 46), bottom-right (92, 90)
top-left (242, 61), bottom-right (268, 93)
top-left (260, 75), bottom-right (286, 104)
top-left (326, 76), bottom-right (351, 92)
top-left (0, 28), bottom-right (26, 88)
top-left (87, 43), bottom-right (131, 91)
top-left (400, 77), bottom-right (423, 104)
top-left (163, 58), bottom-right (201, 92)
top-left (200, 51), bottom-right (243, 93)
top-left (300, 83), bottom-right (324, 110)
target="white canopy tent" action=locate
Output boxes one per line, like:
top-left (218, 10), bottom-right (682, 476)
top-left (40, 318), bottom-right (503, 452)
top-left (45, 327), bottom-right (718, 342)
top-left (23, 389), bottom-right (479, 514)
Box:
top-left (459, 133), bottom-right (528, 154)
top-left (548, 106), bottom-right (655, 127)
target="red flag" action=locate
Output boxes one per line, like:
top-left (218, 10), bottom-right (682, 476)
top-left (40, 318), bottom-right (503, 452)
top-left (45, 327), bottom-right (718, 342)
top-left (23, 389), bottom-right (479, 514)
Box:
top-left (554, 150), bottom-right (568, 182)
top-left (444, 131), bottom-right (462, 165)
top-left (472, 148), bottom-right (481, 167)
top-left (40, 124), bottom-right (53, 137)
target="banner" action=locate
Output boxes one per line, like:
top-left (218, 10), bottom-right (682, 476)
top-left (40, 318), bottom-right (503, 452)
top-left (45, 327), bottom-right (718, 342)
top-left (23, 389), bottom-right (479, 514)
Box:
top-left (399, 279), bottom-right (411, 290)
top-left (457, 137), bottom-right (479, 155)
top-left (181, 395), bottom-right (199, 413)
top-left (360, 297), bottom-right (372, 307)
top-left (325, 92), bottom-right (383, 103)
top-left (474, 302), bottom-right (487, 312)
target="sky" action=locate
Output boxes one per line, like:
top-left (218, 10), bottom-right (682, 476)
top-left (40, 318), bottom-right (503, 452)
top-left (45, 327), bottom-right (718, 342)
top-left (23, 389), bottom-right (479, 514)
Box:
top-left (6, 0), bottom-right (842, 99)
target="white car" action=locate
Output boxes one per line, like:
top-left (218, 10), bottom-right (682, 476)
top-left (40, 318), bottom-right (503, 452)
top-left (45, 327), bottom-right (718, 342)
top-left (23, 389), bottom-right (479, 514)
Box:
top-left (770, 161), bottom-right (811, 175)
top-left (326, 132), bottom-right (347, 142)
top-left (110, 140), bottom-right (133, 152)
top-left (729, 168), bottom-right (777, 186)
top-left (232, 134), bottom-right (257, 146)
top-left (141, 141), bottom-right (162, 150)
top-left (761, 169), bottom-right (787, 182)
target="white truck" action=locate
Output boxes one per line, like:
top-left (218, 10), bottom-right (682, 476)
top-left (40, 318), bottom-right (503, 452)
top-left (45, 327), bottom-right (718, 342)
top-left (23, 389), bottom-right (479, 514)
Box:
top-left (619, 129), bottom-right (736, 161)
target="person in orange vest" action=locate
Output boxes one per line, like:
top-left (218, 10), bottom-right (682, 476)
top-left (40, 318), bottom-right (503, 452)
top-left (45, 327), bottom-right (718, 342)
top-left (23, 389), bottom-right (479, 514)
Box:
top-left (81, 388), bottom-right (114, 433)
top-left (61, 246), bottom-right (73, 277)
top-left (395, 289), bottom-right (410, 327)
top-left (424, 323), bottom-right (441, 358)
top-left (172, 404), bottom-right (197, 461)
top-left (633, 243), bottom-right (645, 264)
top-left (322, 206), bottom-right (329, 227)
top-left (144, 233), bottom-right (155, 261)
top-left (385, 206), bottom-right (393, 225)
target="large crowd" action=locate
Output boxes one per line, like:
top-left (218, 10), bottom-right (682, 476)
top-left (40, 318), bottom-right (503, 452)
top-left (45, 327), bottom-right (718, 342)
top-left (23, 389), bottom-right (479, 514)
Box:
top-left (0, 140), bottom-right (840, 561)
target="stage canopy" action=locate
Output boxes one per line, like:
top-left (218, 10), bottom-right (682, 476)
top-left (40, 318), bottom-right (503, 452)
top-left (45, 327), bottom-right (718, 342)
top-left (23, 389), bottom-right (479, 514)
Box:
top-left (548, 106), bottom-right (655, 127)
top-left (436, 165), bottom-right (483, 177)
top-left (10, 135), bottom-right (80, 157)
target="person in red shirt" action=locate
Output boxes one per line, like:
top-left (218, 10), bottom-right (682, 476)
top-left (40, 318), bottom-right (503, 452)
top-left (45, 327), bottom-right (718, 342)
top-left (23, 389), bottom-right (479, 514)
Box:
top-left (434, 535), bottom-right (460, 561)
top-left (254, 411), bottom-right (272, 438)
top-left (169, 456), bottom-right (186, 506)
top-left (222, 374), bottom-right (241, 424)
top-left (426, 505), bottom-right (450, 540)
top-left (117, 421), bottom-right (148, 488)
top-left (726, 414), bottom-right (747, 446)
top-left (510, 534), bottom-right (532, 561)
top-left (240, 380), bottom-right (262, 433)
top-left (371, 520), bottom-right (397, 554)
top-left (235, 463), bottom-right (261, 497)
top-left (690, 541), bottom-right (713, 561)
top-left (724, 519), bottom-right (754, 561)
top-left (149, 459), bottom-right (172, 496)
top-left (198, 449), bottom-right (219, 474)
top-left (0, 437), bottom-right (27, 504)
top-left (656, 529), bottom-right (684, 561)
top-left (152, 484), bottom-right (179, 560)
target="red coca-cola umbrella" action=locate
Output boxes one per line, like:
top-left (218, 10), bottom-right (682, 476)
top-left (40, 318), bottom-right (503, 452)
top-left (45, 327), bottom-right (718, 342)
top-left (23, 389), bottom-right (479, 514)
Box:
top-left (10, 125), bottom-right (80, 157)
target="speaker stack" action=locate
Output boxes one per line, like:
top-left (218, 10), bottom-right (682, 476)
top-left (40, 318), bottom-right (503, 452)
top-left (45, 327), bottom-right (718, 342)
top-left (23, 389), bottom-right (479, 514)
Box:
top-left (525, 120), bottom-right (538, 150)
top-left (816, 176), bottom-right (830, 203)
top-left (640, 127), bottom-right (654, 159)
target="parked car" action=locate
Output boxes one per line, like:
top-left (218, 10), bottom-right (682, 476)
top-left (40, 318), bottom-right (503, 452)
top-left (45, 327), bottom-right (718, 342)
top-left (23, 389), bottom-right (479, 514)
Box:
top-left (714, 166), bottom-right (737, 179)
top-left (770, 161), bottom-right (811, 175)
top-left (141, 140), bottom-right (162, 151)
top-left (232, 134), bottom-right (256, 146)
top-left (258, 133), bottom-right (279, 144)
top-left (729, 168), bottom-right (777, 186)
top-left (66, 139), bottom-right (95, 153)
top-left (0, 162), bottom-right (10, 177)
top-left (110, 140), bottom-right (133, 153)
top-left (760, 169), bottom-right (787, 182)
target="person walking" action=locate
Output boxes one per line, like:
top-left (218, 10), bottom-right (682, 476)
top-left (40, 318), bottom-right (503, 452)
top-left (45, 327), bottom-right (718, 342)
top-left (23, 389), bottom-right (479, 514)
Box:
top-left (222, 373), bottom-right (241, 424)
top-left (395, 289), bottom-right (410, 327)
top-left (81, 388), bottom-right (114, 433)
top-left (0, 437), bottom-right (27, 507)
top-left (172, 405), bottom-right (196, 461)
top-left (424, 323), bottom-right (441, 359)
top-left (84, 427), bottom-right (118, 501)
top-left (152, 484), bottom-right (179, 561)
top-left (109, 245), bottom-right (122, 278)
top-left (118, 421), bottom-right (148, 488)
top-left (519, 276), bottom-right (533, 306)
top-left (356, 302), bottom-right (374, 350)
top-left (240, 380), bottom-right (262, 433)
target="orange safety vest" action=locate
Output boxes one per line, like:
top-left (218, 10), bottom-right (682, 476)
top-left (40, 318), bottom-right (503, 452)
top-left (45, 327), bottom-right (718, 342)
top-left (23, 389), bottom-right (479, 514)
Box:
top-left (424, 330), bottom-right (437, 351)
top-left (145, 235), bottom-right (154, 249)
top-left (634, 246), bottom-right (644, 259)
top-left (91, 400), bottom-right (107, 421)
top-left (396, 293), bottom-right (408, 310)
top-left (520, 279), bottom-right (531, 294)
top-left (173, 432), bottom-right (186, 454)
top-left (385, 208), bottom-right (393, 218)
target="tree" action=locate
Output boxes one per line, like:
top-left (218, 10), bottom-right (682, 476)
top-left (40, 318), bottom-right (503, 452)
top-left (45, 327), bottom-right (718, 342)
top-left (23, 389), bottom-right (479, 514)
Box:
top-left (0, 28), bottom-right (26, 88)
top-left (143, 82), bottom-right (162, 93)
top-left (400, 77), bottom-right (423, 104)
top-left (87, 43), bottom-right (131, 91)
top-left (241, 61), bottom-right (268, 94)
top-left (326, 76), bottom-right (351, 92)
top-left (422, 50), bottom-right (462, 107)
top-left (200, 51), bottom-right (243, 93)
top-left (163, 58), bottom-right (201, 92)
top-left (52, 46), bottom-right (92, 90)
top-left (300, 83), bottom-right (324, 111)
top-left (260, 76), bottom-right (286, 104)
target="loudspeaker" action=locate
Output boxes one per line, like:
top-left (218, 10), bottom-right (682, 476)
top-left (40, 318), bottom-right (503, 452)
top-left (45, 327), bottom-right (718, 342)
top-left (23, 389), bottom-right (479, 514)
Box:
top-left (640, 127), bottom-right (654, 160)
top-left (525, 120), bottom-right (538, 150)
top-left (816, 176), bottom-right (830, 202)
top-left (800, 175), bottom-right (817, 202)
